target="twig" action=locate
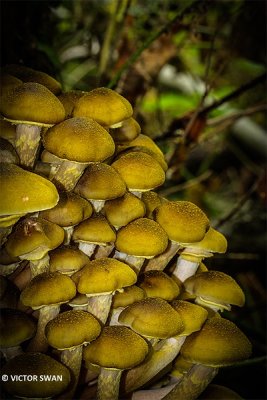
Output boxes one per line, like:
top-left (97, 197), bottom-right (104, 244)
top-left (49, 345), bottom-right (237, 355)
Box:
top-left (207, 103), bottom-right (267, 127)
top-left (214, 173), bottom-right (264, 229)
top-left (108, 0), bottom-right (209, 89)
top-left (159, 170), bottom-right (213, 197)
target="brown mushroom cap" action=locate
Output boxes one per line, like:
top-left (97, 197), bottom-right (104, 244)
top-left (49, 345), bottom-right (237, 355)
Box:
top-left (112, 151), bottom-right (165, 192)
top-left (0, 82), bottom-right (65, 126)
top-left (118, 297), bottom-right (184, 339)
top-left (183, 271), bottom-right (245, 310)
top-left (73, 87), bottom-right (133, 127)
top-left (83, 325), bottom-right (149, 370)
top-left (74, 163), bottom-right (126, 201)
top-left (45, 310), bottom-right (101, 350)
top-left (110, 117), bottom-right (141, 143)
top-left (115, 218), bottom-right (168, 258)
top-left (43, 116), bottom-right (115, 163)
top-left (40, 191), bottom-right (93, 227)
top-left (0, 163), bottom-right (59, 216)
top-left (2, 352), bottom-right (71, 398)
top-left (0, 308), bottom-right (36, 348)
top-left (20, 271), bottom-right (76, 309)
top-left (180, 317), bottom-right (252, 366)
top-left (77, 258), bottom-right (137, 295)
top-left (155, 200), bottom-right (210, 244)
top-left (103, 192), bottom-right (146, 229)
top-left (138, 270), bottom-right (180, 301)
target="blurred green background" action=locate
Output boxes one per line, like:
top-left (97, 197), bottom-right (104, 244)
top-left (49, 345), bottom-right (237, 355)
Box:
top-left (1, 0), bottom-right (266, 398)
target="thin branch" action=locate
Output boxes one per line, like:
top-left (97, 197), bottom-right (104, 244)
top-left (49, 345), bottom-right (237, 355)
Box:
top-left (214, 173), bottom-right (264, 229)
top-left (108, 0), bottom-right (209, 89)
top-left (159, 170), bottom-right (213, 197)
top-left (207, 103), bottom-right (267, 127)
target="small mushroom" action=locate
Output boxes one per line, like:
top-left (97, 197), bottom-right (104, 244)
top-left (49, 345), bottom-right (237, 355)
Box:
top-left (137, 270), bottom-right (181, 301)
top-left (83, 325), bottom-right (149, 400)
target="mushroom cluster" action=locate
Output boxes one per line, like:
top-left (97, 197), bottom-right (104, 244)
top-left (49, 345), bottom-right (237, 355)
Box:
top-left (0, 65), bottom-right (252, 400)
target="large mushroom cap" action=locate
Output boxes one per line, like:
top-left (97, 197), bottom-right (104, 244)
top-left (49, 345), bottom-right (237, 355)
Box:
top-left (183, 271), bottom-right (245, 310)
top-left (73, 213), bottom-right (116, 245)
top-left (77, 258), bottom-right (137, 295)
top-left (45, 309), bottom-right (101, 350)
top-left (155, 200), bottom-right (210, 244)
top-left (20, 271), bottom-right (76, 309)
top-left (138, 270), bottom-right (180, 301)
top-left (180, 317), bottom-right (252, 366)
top-left (115, 218), bottom-right (168, 258)
top-left (119, 297), bottom-right (184, 339)
top-left (42, 116), bottom-right (115, 163)
top-left (0, 82), bottom-right (65, 126)
top-left (0, 163), bottom-right (59, 216)
top-left (2, 352), bottom-right (71, 398)
top-left (171, 300), bottom-right (208, 336)
top-left (83, 325), bottom-right (149, 370)
top-left (49, 246), bottom-right (90, 275)
top-left (73, 87), bottom-right (133, 127)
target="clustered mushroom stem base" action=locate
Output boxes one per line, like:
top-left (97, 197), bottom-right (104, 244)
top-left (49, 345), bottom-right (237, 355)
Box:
top-left (124, 336), bottom-right (186, 393)
top-left (87, 294), bottom-right (113, 324)
top-left (172, 257), bottom-right (200, 282)
top-left (27, 304), bottom-right (60, 353)
top-left (162, 364), bottom-right (219, 400)
top-left (97, 368), bottom-right (122, 400)
top-left (15, 124), bottom-right (42, 168)
top-left (51, 160), bottom-right (87, 191)
top-left (145, 242), bottom-right (180, 272)
top-left (60, 345), bottom-right (83, 399)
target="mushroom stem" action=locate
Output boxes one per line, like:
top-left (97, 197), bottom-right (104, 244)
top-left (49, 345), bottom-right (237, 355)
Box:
top-left (90, 199), bottom-right (106, 213)
top-left (27, 304), bottom-right (60, 353)
top-left (29, 254), bottom-right (50, 278)
top-left (60, 345), bottom-right (83, 399)
top-left (87, 294), bottom-right (113, 324)
top-left (172, 257), bottom-right (200, 282)
top-left (94, 243), bottom-right (114, 259)
top-left (161, 364), bottom-right (219, 400)
top-left (52, 160), bottom-right (87, 191)
top-left (124, 336), bottom-right (186, 393)
top-left (97, 368), bottom-right (122, 400)
top-left (113, 251), bottom-right (144, 274)
top-left (78, 242), bottom-right (96, 258)
top-left (63, 226), bottom-right (74, 245)
top-left (15, 124), bottom-right (42, 168)
top-left (1, 345), bottom-right (23, 361)
top-left (145, 242), bottom-right (180, 272)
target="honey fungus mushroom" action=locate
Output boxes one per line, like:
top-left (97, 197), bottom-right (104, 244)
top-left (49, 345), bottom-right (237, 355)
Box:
top-left (0, 82), bottom-right (65, 167)
top-left (83, 325), bottom-right (149, 400)
top-left (42, 116), bottom-right (115, 191)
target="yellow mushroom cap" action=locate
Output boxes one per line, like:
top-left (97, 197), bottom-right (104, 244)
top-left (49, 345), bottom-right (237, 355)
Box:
top-left (45, 310), bottom-right (101, 350)
top-left (142, 190), bottom-right (165, 218)
top-left (74, 163), bottom-right (126, 201)
top-left (77, 258), bottom-right (137, 295)
top-left (20, 271), bottom-right (76, 309)
top-left (58, 90), bottom-right (87, 117)
top-left (103, 192), bottom-right (146, 228)
top-left (2, 353), bottom-right (71, 398)
top-left (110, 117), bottom-right (141, 142)
top-left (0, 308), bottom-right (36, 347)
top-left (115, 218), bottom-right (168, 258)
top-left (73, 214), bottom-right (116, 245)
top-left (112, 285), bottom-right (146, 308)
top-left (5, 217), bottom-right (65, 259)
top-left (40, 191), bottom-right (93, 227)
top-left (0, 73), bottom-right (23, 98)
top-left (49, 246), bottom-right (90, 275)
top-left (43, 117), bottom-right (115, 163)
top-left (183, 271), bottom-right (245, 309)
top-left (182, 227), bottom-right (228, 258)
top-left (83, 325), bottom-right (149, 370)
top-left (0, 82), bottom-right (65, 125)
top-left (118, 297), bottom-right (184, 339)
top-left (138, 271), bottom-right (180, 301)
top-left (180, 317), bottom-right (252, 366)
top-left (3, 64), bottom-right (62, 95)
top-left (171, 300), bottom-right (208, 336)
top-left (0, 163), bottom-right (59, 216)
top-left (73, 87), bottom-right (133, 127)
top-left (112, 152), bottom-right (165, 191)
top-left (155, 201), bottom-right (210, 243)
